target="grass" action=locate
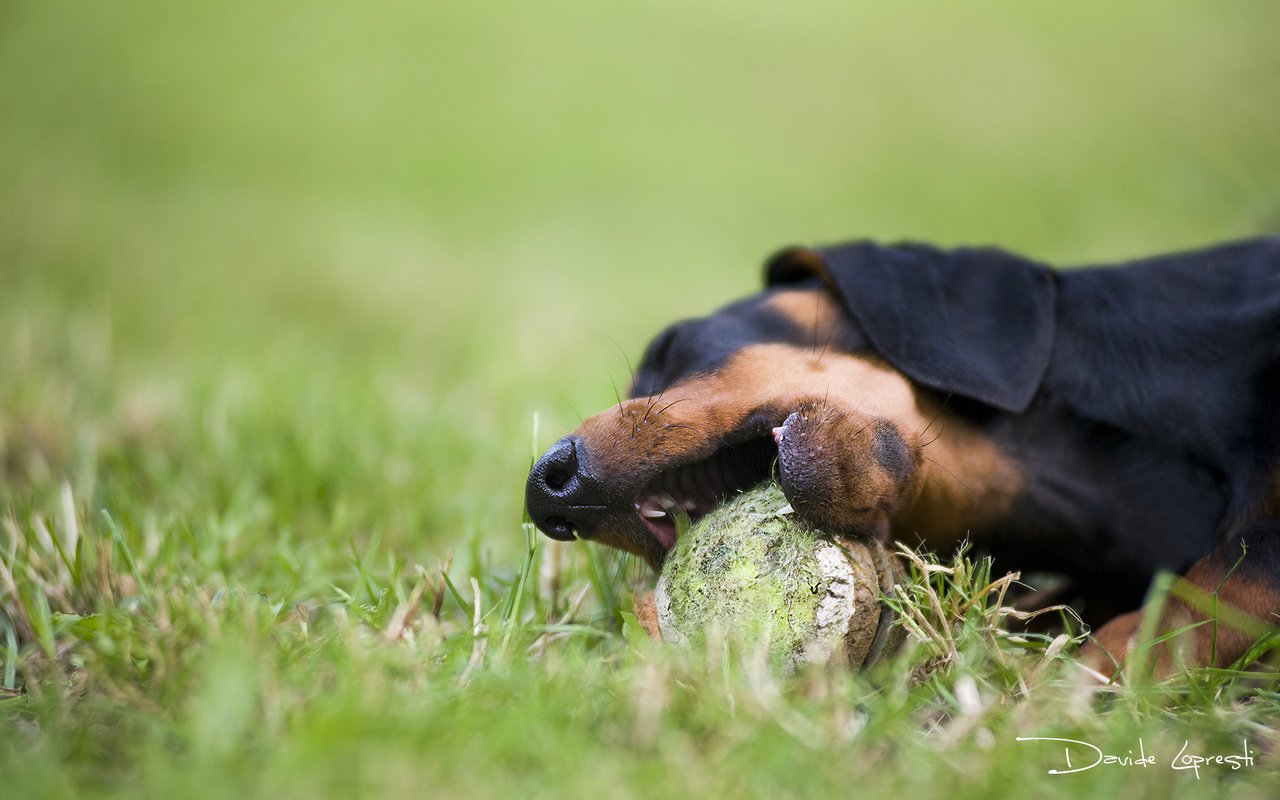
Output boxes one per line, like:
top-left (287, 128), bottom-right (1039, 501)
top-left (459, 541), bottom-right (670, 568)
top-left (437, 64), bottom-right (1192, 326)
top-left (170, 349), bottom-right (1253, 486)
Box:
top-left (3, 0), bottom-right (1280, 796)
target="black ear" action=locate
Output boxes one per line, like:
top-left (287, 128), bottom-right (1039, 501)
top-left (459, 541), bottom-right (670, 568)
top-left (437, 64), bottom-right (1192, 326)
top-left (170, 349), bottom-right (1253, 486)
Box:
top-left (766, 241), bottom-right (1057, 413)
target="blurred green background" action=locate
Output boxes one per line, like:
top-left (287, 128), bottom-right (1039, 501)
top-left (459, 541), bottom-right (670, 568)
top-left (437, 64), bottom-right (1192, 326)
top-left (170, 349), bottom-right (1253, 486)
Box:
top-left (5, 5), bottom-right (1280, 795)
top-left (3, 0), bottom-right (1280, 571)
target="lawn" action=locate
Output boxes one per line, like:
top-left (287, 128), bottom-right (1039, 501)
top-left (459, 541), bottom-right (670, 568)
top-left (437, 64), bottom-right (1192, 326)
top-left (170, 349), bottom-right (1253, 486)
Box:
top-left (3, 1), bottom-right (1280, 797)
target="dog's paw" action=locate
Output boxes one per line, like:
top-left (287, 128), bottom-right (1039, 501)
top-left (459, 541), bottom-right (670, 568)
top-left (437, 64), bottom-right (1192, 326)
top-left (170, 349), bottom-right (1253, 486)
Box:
top-left (1080, 612), bottom-right (1140, 680)
top-left (772, 401), bottom-right (919, 538)
top-left (1081, 605), bottom-right (1202, 681)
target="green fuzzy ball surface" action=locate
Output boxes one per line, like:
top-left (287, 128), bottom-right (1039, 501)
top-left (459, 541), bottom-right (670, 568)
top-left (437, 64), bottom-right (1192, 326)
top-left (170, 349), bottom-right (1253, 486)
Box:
top-left (654, 483), bottom-right (882, 668)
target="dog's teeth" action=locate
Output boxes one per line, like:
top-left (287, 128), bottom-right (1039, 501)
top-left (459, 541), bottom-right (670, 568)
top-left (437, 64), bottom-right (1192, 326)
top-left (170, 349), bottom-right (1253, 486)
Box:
top-left (772, 426), bottom-right (786, 443)
top-left (638, 498), bottom-right (670, 519)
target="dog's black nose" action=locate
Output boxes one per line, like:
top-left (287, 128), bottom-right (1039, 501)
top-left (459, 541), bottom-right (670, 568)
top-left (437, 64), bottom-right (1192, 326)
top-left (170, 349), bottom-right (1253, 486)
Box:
top-left (525, 436), bottom-right (609, 541)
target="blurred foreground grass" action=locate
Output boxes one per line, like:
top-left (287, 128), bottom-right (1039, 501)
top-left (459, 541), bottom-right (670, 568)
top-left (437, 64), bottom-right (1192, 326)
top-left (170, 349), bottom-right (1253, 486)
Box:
top-left (3, 1), bottom-right (1280, 796)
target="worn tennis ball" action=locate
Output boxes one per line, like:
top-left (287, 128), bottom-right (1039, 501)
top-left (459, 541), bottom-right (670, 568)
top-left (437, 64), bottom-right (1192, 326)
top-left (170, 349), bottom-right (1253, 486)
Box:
top-left (654, 483), bottom-right (900, 669)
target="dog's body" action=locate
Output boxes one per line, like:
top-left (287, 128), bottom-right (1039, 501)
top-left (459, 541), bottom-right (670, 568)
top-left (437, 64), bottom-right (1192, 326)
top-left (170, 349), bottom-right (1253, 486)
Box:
top-left (526, 237), bottom-right (1280, 674)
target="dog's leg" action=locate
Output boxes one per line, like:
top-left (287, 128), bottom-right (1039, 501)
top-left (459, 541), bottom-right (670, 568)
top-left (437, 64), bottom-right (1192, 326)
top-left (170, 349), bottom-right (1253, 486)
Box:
top-left (1084, 519), bottom-right (1280, 679)
top-left (773, 398), bottom-right (920, 540)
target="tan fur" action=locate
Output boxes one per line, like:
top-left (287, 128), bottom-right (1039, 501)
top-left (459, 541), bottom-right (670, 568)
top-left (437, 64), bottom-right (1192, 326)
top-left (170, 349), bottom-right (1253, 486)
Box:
top-left (578, 342), bottom-right (1023, 550)
top-left (765, 289), bottom-right (845, 338)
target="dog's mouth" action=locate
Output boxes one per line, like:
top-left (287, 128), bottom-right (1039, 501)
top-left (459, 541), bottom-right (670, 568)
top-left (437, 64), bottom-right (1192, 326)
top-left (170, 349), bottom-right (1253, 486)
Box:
top-left (631, 434), bottom-right (779, 551)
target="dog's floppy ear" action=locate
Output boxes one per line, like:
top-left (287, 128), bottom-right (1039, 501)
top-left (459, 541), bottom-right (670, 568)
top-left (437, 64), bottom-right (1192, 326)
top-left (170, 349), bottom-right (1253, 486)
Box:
top-left (766, 241), bottom-right (1057, 413)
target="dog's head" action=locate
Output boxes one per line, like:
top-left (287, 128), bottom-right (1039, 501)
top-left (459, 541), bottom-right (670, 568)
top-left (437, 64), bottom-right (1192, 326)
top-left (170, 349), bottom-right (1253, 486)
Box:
top-left (525, 242), bottom-right (1056, 569)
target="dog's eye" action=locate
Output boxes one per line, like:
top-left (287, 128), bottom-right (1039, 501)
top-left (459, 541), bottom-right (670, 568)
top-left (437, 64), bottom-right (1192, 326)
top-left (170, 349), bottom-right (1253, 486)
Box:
top-left (642, 324), bottom-right (682, 368)
top-left (630, 323), bottom-right (691, 398)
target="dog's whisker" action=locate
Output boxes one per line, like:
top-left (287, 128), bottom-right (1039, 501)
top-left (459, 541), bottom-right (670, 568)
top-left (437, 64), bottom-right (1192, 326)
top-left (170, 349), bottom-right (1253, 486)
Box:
top-left (917, 392), bottom-right (953, 443)
top-left (922, 454), bottom-right (980, 507)
top-left (655, 397), bottom-right (687, 417)
top-left (596, 330), bottom-right (637, 389)
top-left (607, 371), bottom-right (624, 413)
top-left (641, 395), bottom-right (658, 425)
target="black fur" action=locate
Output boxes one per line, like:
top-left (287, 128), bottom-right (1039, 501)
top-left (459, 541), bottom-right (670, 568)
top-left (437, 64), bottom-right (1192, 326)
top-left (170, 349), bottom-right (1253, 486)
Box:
top-left (765, 237), bottom-right (1280, 601)
top-left (768, 242), bottom-right (1057, 413)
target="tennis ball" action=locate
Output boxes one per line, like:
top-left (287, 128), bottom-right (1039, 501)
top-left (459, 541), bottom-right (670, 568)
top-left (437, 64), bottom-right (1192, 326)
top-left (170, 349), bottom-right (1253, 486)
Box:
top-left (653, 482), bottom-right (900, 669)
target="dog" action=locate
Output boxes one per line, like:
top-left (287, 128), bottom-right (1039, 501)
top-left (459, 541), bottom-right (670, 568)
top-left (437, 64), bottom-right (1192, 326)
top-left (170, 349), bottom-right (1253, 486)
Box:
top-left (525, 237), bottom-right (1280, 676)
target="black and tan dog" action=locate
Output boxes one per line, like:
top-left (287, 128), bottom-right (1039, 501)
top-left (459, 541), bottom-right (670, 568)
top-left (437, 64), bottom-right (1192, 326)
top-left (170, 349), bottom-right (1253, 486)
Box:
top-left (525, 238), bottom-right (1280, 676)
